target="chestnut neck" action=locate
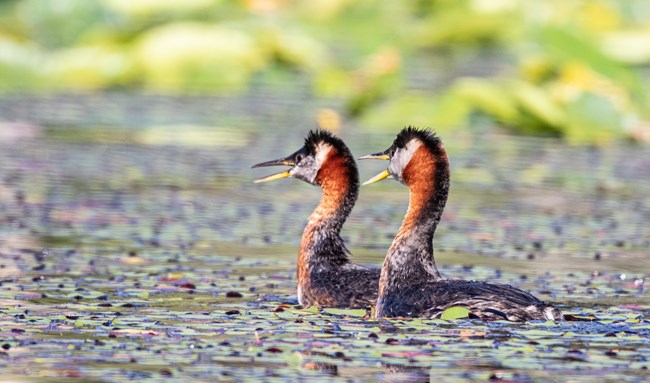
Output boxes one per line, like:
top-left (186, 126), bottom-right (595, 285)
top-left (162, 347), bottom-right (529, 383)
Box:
top-left (298, 150), bottom-right (359, 274)
top-left (381, 145), bottom-right (450, 283)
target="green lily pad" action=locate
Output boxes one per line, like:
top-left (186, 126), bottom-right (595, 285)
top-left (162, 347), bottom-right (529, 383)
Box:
top-left (440, 306), bottom-right (472, 320)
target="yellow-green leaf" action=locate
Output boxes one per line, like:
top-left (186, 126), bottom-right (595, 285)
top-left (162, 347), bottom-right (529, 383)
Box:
top-left (440, 306), bottom-right (472, 320)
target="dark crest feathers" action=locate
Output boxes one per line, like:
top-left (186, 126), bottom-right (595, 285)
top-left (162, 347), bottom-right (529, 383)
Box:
top-left (304, 130), bottom-right (350, 157)
top-left (394, 126), bottom-right (442, 154)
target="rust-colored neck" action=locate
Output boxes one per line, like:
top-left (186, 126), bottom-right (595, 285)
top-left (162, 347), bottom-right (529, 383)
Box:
top-left (297, 149), bottom-right (359, 283)
top-left (310, 152), bottom-right (355, 230)
top-left (381, 144), bottom-right (450, 286)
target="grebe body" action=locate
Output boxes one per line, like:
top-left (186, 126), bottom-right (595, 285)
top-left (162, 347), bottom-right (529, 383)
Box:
top-left (253, 130), bottom-right (379, 308)
top-left (362, 127), bottom-right (562, 321)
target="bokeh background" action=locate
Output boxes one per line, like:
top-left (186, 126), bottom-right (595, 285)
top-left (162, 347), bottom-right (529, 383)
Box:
top-left (1, 0), bottom-right (650, 144)
top-left (1, 2), bottom-right (650, 381)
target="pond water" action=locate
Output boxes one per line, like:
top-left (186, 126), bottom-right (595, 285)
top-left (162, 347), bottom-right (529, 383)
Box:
top-left (0, 94), bottom-right (649, 382)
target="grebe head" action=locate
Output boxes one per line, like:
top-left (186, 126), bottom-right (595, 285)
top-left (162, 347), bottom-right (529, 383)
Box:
top-left (252, 130), bottom-right (356, 186)
top-left (360, 127), bottom-right (444, 186)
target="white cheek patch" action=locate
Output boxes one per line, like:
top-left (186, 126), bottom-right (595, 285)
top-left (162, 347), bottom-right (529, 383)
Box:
top-left (401, 140), bottom-right (422, 167)
top-left (288, 142), bottom-right (333, 184)
top-left (314, 142), bottom-right (332, 171)
top-left (391, 140), bottom-right (422, 177)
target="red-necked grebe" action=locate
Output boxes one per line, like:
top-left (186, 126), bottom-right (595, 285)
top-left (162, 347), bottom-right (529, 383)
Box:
top-left (361, 127), bottom-right (562, 321)
top-left (253, 130), bottom-right (379, 308)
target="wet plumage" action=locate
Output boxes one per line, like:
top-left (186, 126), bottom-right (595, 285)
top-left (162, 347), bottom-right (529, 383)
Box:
top-left (253, 130), bottom-right (379, 308)
top-left (362, 127), bottom-right (562, 321)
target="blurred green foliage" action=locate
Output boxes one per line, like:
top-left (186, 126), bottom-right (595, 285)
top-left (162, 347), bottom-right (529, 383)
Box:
top-left (1, 0), bottom-right (650, 143)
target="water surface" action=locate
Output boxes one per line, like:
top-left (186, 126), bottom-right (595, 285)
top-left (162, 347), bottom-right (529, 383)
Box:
top-left (0, 94), bottom-right (649, 382)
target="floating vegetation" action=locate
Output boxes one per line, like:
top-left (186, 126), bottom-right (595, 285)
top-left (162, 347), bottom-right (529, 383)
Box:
top-left (0, 114), bottom-right (649, 381)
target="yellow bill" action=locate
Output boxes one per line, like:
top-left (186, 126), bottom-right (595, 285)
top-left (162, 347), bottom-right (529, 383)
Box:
top-left (358, 153), bottom-right (389, 160)
top-left (254, 170), bottom-right (291, 183)
top-left (362, 169), bottom-right (391, 186)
